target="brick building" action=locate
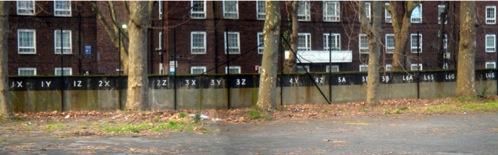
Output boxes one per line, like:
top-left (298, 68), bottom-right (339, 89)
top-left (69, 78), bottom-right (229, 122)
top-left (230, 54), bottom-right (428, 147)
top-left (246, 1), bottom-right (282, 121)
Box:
top-left (7, 1), bottom-right (498, 76)
top-left (8, 1), bottom-right (97, 76)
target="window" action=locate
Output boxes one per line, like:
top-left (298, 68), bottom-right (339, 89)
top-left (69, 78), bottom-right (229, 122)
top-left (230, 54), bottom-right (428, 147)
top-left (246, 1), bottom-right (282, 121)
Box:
top-left (359, 33), bottom-right (368, 54)
top-left (223, 0), bottom-right (238, 19)
top-left (359, 2), bottom-right (371, 21)
top-left (192, 0), bottom-right (206, 19)
top-left (191, 32), bottom-right (207, 54)
top-left (54, 67), bottom-right (72, 76)
top-left (18, 29), bottom-right (36, 54)
top-left (486, 6), bottom-right (496, 24)
top-left (385, 34), bottom-right (394, 54)
top-left (359, 65), bottom-right (368, 72)
top-left (438, 4), bottom-right (447, 24)
top-left (18, 67), bottom-right (36, 76)
top-left (54, 30), bottom-right (72, 54)
top-left (486, 62), bottom-right (496, 69)
top-left (159, 1), bottom-right (163, 19)
top-left (224, 32), bottom-right (240, 54)
top-left (54, 1), bottom-right (71, 16)
top-left (443, 34), bottom-right (448, 50)
top-left (385, 3), bottom-right (392, 23)
top-left (17, 0), bottom-right (35, 15)
top-left (256, 0), bottom-right (266, 20)
top-left (323, 33), bottom-right (340, 50)
top-left (411, 33), bottom-right (423, 53)
top-left (297, 1), bottom-right (310, 21)
top-left (323, 1), bottom-right (340, 22)
top-left (486, 34), bottom-right (495, 52)
top-left (411, 64), bottom-right (422, 71)
top-left (297, 65), bottom-right (310, 73)
top-left (191, 66), bottom-right (207, 74)
top-left (298, 33), bottom-right (312, 51)
top-left (257, 32), bottom-right (264, 54)
top-left (411, 4), bottom-right (422, 23)
top-left (326, 65), bottom-right (339, 72)
top-left (158, 32), bottom-right (163, 50)
top-left (256, 65), bottom-right (262, 74)
top-left (385, 64), bottom-right (392, 71)
top-left (225, 66), bottom-right (241, 74)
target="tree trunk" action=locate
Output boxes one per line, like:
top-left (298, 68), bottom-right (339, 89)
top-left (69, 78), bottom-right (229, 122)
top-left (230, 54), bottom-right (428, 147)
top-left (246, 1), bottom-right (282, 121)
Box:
top-left (257, 1), bottom-right (281, 112)
top-left (455, 1), bottom-right (477, 96)
top-left (359, 1), bottom-right (382, 106)
top-left (386, 2), bottom-right (419, 71)
top-left (283, 1), bottom-right (297, 73)
top-left (0, 1), bottom-right (11, 117)
top-left (126, 1), bottom-right (150, 111)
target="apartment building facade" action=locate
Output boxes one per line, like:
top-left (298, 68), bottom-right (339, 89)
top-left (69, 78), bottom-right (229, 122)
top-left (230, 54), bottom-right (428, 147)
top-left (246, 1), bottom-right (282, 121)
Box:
top-left (7, 1), bottom-right (498, 76)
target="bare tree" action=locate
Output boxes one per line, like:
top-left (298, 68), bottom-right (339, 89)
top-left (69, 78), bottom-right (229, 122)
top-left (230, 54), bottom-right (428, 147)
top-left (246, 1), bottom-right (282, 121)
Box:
top-left (0, 1), bottom-right (11, 117)
top-left (91, 2), bottom-right (130, 74)
top-left (359, 1), bottom-right (382, 106)
top-left (384, 1), bottom-right (420, 71)
top-left (455, 1), bottom-right (477, 96)
top-left (125, 1), bottom-right (151, 111)
top-left (283, 1), bottom-right (298, 73)
top-left (257, 0), bottom-right (281, 112)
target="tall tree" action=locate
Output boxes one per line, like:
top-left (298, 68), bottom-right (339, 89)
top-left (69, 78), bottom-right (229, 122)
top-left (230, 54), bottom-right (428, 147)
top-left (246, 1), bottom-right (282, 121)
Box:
top-left (384, 1), bottom-right (420, 71)
top-left (91, 2), bottom-right (130, 74)
top-left (283, 1), bottom-right (298, 73)
top-left (0, 1), bottom-right (11, 117)
top-left (359, 1), bottom-right (382, 106)
top-left (126, 1), bottom-right (151, 111)
top-left (455, 1), bottom-right (477, 96)
top-left (257, 0), bottom-right (281, 112)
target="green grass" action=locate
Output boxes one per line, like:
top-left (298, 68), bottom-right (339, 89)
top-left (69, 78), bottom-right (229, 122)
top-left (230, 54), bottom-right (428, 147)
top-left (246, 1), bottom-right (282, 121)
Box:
top-left (103, 120), bottom-right (198, 134)
top-left (43, 123), bottom-right (65, 132)
top-left (425, 100), bottom-right (498, 113)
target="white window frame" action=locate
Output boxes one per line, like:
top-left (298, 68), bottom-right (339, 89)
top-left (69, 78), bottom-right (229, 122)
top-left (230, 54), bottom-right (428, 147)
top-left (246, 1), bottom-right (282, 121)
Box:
top-left (298, 33), bottom-right (312, 51)
top-left (323, 1), bottom-right (340, 22)
top-left (411, 64), bottom-right (423, 71)
top-left (385, 64), bottom-right (392, 71)
top-left (486, 6), bottom-right (496, 24)
top-left (191, 0), bottom-right (206, 19)
top-left (297, 1), bottom-right (311, 21)
top-left (359, 65), bottom-right (368, 72)
top-left (385, 2), bottom-right (392, 23)
top-left (191, 66), bottom-right (207, 74)
top-left (385, 33), bottom-right (394, 54)
top-left (158, 32), bottom-right (163, 50)
top-left (18, 29), bottom-right (36, 54)
top-left (443, 34), bottom-right (448, 50)
top-left (411, 33), bottom-right (423, 53)
top-left (297, 65), bottom-right (310, 73)
top-left (225, 66), bottom-right (241, 74)
top-left (54, 1), bottom-right (71, 17)
top-left (257, 32), bottom-right (264, 54)
top-left (54, 30), bottom-right (72, 54)
top-left (17, 0), bottom-right (35, 15)
top-left (18, 67), bottom-right (37, 76)
top-left (438, 4), bottom-right (447, 24)
top-left (323, 33), bottom-right (340, 50)
top-left (411, 4), bottom-right (422, 23)
top-left (224, 32), bottom-right (240, 54)
top-left (256, 0), bottom-right (266, 20)
top-left (54, 67), bottom-right (72, 76)
top-left (191, 31), bottom-right (207, 54)
top-left (486, 34), bottom-right (496, 53)
top-left (326, 65), bottom-right (339, 72)
top-left (158, 1), bottom-right (163, 19)
top-left (159, 63), bottom-right (165, 74)
top-left (359, 2), bottom-right (371, 21)
top-left (486, 62), bottom-right (496, 69)
top-left (359, 33), bottom-right (369, 54)
top-left (223, 0), bottom-right (238, 19)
